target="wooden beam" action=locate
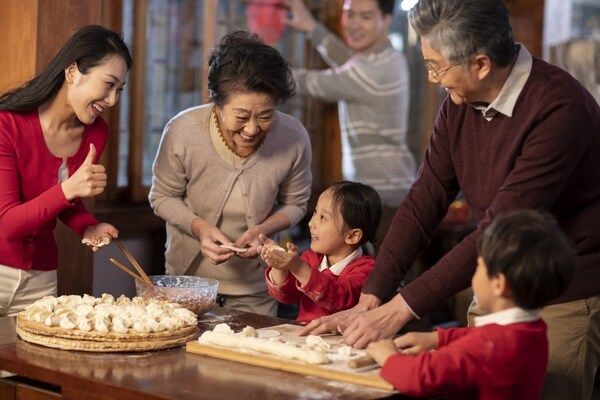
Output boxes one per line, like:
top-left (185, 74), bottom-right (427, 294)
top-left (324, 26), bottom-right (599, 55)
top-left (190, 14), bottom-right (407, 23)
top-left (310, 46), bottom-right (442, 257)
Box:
top-left (201, 0), bottom-right (217, 103)
top-left (0, 0), bottom-right (38, 93)
top-left (129, 0), bottom-right (148, 202)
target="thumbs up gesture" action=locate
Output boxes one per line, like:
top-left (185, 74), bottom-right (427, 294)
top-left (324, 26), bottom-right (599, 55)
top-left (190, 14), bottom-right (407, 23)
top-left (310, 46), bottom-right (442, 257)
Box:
top-left (60, 144), bottom-right (107, 201)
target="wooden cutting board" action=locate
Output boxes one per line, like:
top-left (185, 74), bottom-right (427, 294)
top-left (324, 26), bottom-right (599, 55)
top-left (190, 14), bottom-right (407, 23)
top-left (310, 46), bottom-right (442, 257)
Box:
top-left (186, 323), bottom-right (394, 391)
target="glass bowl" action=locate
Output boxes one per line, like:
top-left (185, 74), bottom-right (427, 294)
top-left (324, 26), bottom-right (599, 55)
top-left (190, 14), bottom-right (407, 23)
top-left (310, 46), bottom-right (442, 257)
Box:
top-left (135, 275), bottom-right (219, 316)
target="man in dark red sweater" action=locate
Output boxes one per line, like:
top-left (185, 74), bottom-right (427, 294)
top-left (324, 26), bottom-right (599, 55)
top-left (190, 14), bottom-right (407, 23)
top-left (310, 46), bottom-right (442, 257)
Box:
top-left (303, 1), bottom-right (600, 399)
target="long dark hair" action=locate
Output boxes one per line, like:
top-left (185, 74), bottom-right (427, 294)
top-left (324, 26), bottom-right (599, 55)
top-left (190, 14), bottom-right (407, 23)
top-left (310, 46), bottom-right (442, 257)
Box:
top-left (0, 25), bottom-right (132, 111)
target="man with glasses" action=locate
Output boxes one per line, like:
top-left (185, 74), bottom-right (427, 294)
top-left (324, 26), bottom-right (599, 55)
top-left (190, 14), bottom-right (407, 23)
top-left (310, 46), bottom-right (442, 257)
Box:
top-left (287, 0), bottom-right (415, 249)
top-left (304, 1), bottom-right (600, 399)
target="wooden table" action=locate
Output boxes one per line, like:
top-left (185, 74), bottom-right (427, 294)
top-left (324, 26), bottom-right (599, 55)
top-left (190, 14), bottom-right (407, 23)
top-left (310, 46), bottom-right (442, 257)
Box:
top-left (0, 307), bottom-right (411, 400)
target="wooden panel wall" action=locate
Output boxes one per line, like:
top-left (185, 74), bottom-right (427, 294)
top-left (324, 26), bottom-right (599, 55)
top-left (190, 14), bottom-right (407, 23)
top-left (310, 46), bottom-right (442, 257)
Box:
top-left (0, 0), bottom-right (38, 93)
top-left (506, 0), bottom-right (545, 58)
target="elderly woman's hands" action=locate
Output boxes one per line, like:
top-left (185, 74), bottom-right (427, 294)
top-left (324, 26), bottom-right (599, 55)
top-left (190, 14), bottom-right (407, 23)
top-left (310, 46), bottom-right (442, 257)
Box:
top-left (191, 218), bottom-right (235, 264)
top-left (233, 226), bottom-right (266, 258)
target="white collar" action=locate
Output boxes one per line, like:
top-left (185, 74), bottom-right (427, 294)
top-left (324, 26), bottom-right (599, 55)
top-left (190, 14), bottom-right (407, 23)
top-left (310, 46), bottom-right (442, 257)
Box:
top-left (474, 307), bottom-right (540, 327)
top-left (318, 247), bottom-right (363, 276)
top-left (474, 44), bottom-right (532, 121)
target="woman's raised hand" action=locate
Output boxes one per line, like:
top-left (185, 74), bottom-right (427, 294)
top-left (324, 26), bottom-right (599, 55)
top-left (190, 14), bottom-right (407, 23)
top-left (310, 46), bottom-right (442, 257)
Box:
top-left (61, 144), bottom-right (107, 201)
top-left (191, 218), bottom-right (235, 264)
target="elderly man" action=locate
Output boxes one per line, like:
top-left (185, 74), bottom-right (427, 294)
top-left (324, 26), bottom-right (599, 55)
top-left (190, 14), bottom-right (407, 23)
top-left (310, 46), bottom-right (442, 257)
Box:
top-left (304, 1), bottom-right (600, 399)
top-left (287, 0), bottom-right (416, 247)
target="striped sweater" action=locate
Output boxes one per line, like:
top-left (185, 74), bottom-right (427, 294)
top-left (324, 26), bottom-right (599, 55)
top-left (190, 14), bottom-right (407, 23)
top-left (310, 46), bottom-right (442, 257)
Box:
top-left (293, 24), bottom-right (415, 207)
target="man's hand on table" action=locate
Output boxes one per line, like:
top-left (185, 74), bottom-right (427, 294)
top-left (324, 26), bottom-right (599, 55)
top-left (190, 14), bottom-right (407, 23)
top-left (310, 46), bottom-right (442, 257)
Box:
top-left (299, 293), bottom-right (381, 336)
top-left (341, 294), bottom-right (414, 349)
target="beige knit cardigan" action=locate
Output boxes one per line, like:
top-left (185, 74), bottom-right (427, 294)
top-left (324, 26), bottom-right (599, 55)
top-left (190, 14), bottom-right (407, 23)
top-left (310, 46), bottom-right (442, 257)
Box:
top-left (149, 104), bottom-right (312, 275)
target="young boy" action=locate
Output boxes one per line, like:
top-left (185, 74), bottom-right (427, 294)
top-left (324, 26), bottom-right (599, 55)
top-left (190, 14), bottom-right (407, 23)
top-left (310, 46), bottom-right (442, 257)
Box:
top-left (259, 181), bottom-right (382, 323)
top-left (367, 210), bottom-right (575, 399)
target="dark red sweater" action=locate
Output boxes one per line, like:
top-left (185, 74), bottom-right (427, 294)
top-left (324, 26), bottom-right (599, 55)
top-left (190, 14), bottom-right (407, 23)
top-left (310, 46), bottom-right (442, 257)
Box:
top-left (0, 110), bottom-right (107, 270)
top-left (364, 57), bottom-right (600, 316)
top-left (381, 320), bottom-right (548, 399)
top-left (266, 250), bottom-right (374, 323)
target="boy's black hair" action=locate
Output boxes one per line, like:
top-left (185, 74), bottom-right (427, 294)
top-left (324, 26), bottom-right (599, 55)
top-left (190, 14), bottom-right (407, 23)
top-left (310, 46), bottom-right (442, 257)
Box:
top-left (476, 210), bottom-right (575, 309)
top-left (328, 181), bottom-right (382, 246)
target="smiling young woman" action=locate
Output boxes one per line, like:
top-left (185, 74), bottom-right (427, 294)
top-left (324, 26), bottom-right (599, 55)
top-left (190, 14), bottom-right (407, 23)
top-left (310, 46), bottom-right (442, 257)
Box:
top-left (0, 25), bottom-right (132, 316)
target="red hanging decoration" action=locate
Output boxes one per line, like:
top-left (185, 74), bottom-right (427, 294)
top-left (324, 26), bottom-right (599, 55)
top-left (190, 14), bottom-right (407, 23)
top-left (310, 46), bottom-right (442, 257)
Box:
top-left (246, 0), bottom-right (287, 45)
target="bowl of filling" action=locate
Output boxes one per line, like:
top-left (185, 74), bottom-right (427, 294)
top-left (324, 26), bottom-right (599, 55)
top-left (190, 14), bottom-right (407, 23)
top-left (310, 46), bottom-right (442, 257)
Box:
top-left (135, 275), bottom-right (219, 316)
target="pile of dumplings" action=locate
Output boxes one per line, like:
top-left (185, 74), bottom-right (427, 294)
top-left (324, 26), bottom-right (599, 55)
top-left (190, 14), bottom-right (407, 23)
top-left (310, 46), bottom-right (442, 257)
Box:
top-left (21, 293), bottom-right (197, 334)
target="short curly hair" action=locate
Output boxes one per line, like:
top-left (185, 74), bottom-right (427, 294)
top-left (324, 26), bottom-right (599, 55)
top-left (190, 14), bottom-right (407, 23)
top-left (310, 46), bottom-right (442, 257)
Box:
top-left (207, 31), bottom-right (295, 107)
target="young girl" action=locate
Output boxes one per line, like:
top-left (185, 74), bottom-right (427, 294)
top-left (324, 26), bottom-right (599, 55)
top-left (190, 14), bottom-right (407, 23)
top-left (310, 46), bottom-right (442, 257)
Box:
top-left (259, 181), bottom-right (382, 323)
top-left (0, 25), bottom-right (132, 316)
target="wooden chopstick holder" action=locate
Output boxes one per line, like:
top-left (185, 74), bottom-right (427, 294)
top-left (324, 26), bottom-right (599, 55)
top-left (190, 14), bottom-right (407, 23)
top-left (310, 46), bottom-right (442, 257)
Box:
top-left (109, 258), bottom-right (147, 284)
top-left (116, 242), bottom-right (153, 285)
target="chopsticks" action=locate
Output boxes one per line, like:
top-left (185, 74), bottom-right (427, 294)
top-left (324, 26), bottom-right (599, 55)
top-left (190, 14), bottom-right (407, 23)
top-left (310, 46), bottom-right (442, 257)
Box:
top-left (108, 241), bottom-right (153, 285)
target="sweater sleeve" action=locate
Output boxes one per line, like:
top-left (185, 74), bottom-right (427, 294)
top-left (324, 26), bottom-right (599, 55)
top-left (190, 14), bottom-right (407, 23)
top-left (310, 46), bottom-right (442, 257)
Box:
top-left (293, 57), bottom-right (377, 103)
top-left (397, 97), bottom-right (592, 316)
top-left (148, 118), bottom-right (200, 236)
top-left (308, 24), bottom-right (353, 68)
top-left (57, 199), bottom-right (98, 237)
top-left (265, 266), bottom-right (302, 304)
top-left (362, 102), bottom-right (460, 304)
top-left (437, 327), bottom-right (472, 347)
top-left (299, 256), bottom-right (374, 313)
top-left (380, 333), bottom-right (483, 396)
top-left (273, 120), bottom-right (312, 227)
top-left (0, 123), bottom-right (72, 240)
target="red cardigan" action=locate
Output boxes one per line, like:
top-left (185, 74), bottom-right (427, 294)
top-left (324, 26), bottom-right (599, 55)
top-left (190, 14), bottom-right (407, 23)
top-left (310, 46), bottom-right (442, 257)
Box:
top-left (0, 110), bottom-right (108, 270)
top-left (381, 320), bottom-right (548, 399)
top-left (266, 250), bottom-right (374, 323)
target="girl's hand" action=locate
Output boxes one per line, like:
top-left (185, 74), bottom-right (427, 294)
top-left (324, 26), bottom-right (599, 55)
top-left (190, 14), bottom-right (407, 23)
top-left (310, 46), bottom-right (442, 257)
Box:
top-left (393, 332), bottom-right (439, 355)
top-left (366, 339), bottom-right (398, 366)
top-left (82, 223), bottom-right (118, 251)
top-left (191, 218), bottom-right (234, 264)
top-left (258, 234), bottom-right (298, 270)
top-left (61, 144), bottom-right (107, 201)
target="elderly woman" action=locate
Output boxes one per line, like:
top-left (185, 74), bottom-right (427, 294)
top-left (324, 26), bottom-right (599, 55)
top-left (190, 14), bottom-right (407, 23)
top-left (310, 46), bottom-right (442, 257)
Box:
top-left (149, 31), bottom-right (312, 316)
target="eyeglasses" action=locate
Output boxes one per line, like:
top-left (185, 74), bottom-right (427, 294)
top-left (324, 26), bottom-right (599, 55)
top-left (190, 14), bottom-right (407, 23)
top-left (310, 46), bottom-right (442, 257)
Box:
top-left (424, 59), bottom-right (463, 83)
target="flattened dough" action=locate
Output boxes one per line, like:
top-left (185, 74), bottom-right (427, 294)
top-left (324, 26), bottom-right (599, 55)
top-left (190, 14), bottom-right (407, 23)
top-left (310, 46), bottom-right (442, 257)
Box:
top-left (257, 329), bottom-right (281, 339)
top-left (198, 330), bottom-right (330, 364)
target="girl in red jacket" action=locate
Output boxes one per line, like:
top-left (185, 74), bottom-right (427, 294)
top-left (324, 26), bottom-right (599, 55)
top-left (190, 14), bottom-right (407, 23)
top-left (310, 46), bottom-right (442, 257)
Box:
top-left (259, 181), bottom-right (382, 323)
top-left (0, 26), bottom-right (131, 316)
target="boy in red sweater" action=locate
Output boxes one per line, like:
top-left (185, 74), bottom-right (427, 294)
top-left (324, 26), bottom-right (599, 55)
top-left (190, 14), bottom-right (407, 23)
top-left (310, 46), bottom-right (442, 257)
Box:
top-left (367, 210), bottom-right (575, 399)
top-left (259, 181), bottom-right (381, 323)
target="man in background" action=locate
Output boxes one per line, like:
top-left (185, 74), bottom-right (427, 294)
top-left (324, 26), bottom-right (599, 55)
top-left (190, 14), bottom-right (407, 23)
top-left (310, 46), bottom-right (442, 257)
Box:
top-left (287, 0), bottom-right (415, 249)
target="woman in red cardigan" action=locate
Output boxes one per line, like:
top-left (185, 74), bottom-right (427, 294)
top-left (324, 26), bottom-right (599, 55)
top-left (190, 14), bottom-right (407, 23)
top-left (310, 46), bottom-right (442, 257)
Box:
top-left (0, 25), bottom-right (132, 316)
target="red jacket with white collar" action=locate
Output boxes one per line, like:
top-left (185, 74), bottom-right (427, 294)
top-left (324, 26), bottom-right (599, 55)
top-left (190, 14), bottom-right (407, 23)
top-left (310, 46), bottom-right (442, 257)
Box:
top-left (266, 249), bottom-right (374, 323)
top-left (381, 320), bottom-right (548, 400)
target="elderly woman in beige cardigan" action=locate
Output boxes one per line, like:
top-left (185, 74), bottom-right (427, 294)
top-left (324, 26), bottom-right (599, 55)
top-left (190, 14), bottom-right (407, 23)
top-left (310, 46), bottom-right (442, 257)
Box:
top-left (149, 32), bottom-right (312, 316)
